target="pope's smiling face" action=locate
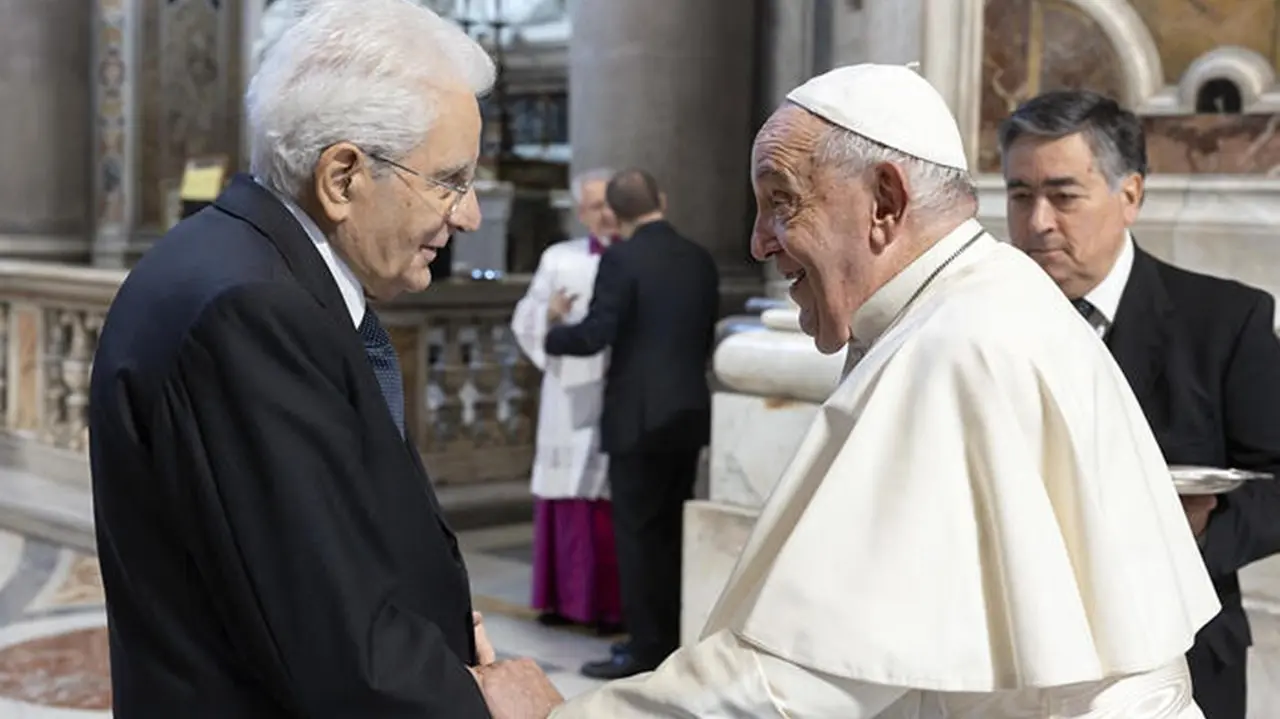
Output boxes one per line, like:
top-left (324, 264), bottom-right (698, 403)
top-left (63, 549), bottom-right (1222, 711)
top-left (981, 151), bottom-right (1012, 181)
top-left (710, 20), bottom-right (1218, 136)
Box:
top-left (749, 104), bottom-right (912, 355)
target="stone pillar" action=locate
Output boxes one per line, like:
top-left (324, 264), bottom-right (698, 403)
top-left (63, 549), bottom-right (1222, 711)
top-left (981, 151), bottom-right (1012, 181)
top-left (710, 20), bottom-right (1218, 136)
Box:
top-left (569, 0), bottom-right (762, 305)
top-left (757, 0), bottom-right (819, 300)
top-left (680, 307), bottom-right (843, 643)
top-left (920, 0), bottom-right (984, 171)
top-left (90, 0), bottom-right (141, 268)
top-left (0, 0), bottom-right (94, 263)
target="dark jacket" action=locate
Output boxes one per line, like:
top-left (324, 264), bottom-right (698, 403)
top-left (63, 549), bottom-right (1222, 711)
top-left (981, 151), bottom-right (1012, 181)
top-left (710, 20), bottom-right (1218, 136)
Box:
top-left (89, 174), bottom-right (488, 718)
top-left (1109, 245), bottom-right (1280, 694)
top-left (544, 219), bottom-right (720, 454)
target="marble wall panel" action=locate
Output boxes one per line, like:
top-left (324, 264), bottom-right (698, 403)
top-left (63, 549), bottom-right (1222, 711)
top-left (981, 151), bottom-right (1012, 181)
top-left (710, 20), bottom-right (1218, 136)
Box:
top-left (709, 393), bottom-right (820, 509)
top-left (1128, 0), bottom-right (1279, 83)
top-left (978, 0), bottom-right (1126, 172)
top-left (10, 306), bottom-right (40, 433)
top-left (680, 500), bottom-right (757, 647)
top-left (1145, 114), bottom-right (1280, 174)
top-left (129, 0), bottom-right (241, 232)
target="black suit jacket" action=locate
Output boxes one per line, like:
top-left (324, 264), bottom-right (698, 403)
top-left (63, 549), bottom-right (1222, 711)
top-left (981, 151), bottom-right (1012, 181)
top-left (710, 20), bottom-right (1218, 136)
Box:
top-left (1108, 245), bottom-right (1280, 667)
top-left (544, 220), bottom-right (720, 455)
top-left (89, 175), bottom-right (488, 717)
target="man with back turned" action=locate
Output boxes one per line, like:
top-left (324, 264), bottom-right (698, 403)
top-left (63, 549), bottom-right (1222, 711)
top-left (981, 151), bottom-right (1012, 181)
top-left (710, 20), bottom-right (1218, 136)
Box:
top-left (544, 169), bottom-right (721, 680)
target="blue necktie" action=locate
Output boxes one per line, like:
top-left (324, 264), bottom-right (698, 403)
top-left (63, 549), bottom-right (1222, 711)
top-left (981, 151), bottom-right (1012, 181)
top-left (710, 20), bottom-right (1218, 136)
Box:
top-left (359, 308), bottom-right (405, 437)
top-left (1072, 298), bottom-right (1096, 320)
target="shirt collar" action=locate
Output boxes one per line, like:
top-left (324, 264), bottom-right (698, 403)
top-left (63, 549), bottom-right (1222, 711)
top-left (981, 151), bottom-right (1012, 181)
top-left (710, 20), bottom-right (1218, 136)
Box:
top-left (850, 217), bottom-right (987, 345)
top-left (256, 178), bottom-right (366, 328)
top-left (1081, 232), bottom-right (1134, 326)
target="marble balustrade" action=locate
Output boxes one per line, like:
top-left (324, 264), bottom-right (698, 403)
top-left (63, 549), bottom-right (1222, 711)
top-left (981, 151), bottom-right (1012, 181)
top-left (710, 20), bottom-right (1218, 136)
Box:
top-left (0, 260), bottom-right (540, 491)
top-left (684, 300), bottom-right (1280, 715)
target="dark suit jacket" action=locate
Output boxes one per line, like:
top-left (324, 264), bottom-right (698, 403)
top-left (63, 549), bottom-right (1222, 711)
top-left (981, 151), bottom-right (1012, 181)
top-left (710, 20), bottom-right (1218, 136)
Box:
top-left (544, 219), bottom-right (720, 455)
top-left (88, 175), bottom-right (488, 718)
top-left (1108, 245), bottom-right (1280, 668)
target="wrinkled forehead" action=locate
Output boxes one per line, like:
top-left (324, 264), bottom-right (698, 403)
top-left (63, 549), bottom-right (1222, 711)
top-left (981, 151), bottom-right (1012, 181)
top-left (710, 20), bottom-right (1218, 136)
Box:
top-left (751, 104), bottom-right (826, 185)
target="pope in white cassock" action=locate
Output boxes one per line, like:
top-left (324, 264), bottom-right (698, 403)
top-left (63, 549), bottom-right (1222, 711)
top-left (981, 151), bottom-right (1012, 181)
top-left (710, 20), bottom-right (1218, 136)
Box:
top-left (537, 64), bottom-right (1222, 718)
top-left (510, 169), bottom-right (623, 631)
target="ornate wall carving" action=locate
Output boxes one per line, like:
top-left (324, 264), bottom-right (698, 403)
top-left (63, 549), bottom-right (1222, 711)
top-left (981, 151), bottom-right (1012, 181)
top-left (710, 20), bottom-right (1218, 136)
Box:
top-left (1127, 0), bottom-right (1280, 84)
top-left (135, 0), bottom-right (242, 232)
top-left (978, 0), bottom-right (1128, 171)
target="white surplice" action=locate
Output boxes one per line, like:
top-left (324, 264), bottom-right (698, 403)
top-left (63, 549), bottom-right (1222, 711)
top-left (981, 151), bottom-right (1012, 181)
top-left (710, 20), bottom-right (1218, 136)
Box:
top-left (550, 219), bottom-right (1220, 718)
top-left (511, 237), bottom-right (610, 499)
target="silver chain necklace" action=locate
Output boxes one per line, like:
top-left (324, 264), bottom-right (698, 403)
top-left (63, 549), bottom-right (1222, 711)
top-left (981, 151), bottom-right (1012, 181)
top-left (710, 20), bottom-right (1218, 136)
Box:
top-left (844, 229), bottom-right (987, 376)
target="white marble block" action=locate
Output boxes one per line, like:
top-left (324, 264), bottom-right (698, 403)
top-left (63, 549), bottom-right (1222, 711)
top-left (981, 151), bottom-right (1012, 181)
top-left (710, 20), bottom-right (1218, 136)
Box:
top-left (710, 392), bottom-right (819, 509)
top-left (680, 500), bottom-right (758, 647)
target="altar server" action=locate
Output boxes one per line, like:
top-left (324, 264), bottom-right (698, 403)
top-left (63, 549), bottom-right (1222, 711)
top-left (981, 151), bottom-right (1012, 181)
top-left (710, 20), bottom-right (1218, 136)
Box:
top-left (511, 168), bottom-right (622, 632)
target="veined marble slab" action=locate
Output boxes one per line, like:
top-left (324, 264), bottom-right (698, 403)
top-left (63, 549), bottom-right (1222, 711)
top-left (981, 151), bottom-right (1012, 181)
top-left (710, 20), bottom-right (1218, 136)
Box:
top-left (680, 500), bottom-right (758, 647)
top-left (710, 392), bottom-right (820, 509)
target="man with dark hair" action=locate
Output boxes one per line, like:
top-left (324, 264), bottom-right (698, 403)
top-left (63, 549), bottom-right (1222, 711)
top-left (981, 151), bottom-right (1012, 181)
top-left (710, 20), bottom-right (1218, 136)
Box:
top-left (544, 168), bottom-right (721, 680)
top-left (1000, 88), bottom-right (1280, 719)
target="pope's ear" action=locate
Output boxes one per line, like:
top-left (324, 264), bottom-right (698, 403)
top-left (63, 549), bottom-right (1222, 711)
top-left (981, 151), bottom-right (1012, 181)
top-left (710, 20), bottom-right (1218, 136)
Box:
top-left (869, 161), bottom-right (910, 226)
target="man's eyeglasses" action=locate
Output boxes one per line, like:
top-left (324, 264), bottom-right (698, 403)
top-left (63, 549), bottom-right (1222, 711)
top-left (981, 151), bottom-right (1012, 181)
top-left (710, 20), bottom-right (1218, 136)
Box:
top-left (368, 153), bottom-right (472, 220)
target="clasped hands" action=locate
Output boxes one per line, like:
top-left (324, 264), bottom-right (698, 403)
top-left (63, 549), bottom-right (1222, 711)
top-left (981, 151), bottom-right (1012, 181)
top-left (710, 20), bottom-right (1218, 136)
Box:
top-left (546, 289), bottom-right (578, 325)
top-left (470, 612), bottom-right (565, 719)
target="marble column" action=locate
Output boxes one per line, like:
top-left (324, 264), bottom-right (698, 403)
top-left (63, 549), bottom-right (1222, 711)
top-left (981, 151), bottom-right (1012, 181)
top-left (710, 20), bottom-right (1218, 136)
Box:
top-left (89, 0), bottom-right (140, 268)
top-left (681, 306), bottom-right (843, 643)
top-left (757, 0), bottom-right (818, 300)
top-left (0, 0), bottom-right (94, 263)
top-left (569, 0), bottom-right (762, 305)
top-left (919, 0), bottom-right (984, 171)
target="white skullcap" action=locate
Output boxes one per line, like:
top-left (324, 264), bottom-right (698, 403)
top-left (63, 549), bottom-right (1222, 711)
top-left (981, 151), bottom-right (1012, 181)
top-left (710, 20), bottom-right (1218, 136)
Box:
top-left (786, 63), bottom-right (969, 172)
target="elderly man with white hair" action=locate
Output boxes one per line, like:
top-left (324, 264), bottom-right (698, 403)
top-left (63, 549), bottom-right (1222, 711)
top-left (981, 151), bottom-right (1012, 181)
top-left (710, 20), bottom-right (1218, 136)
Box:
top-left (510, 168), bottom-right (623, 634)
top-left (88, 0), bottom-right (562, 716)
top-left (499, 63), bottom-right (1222, 718)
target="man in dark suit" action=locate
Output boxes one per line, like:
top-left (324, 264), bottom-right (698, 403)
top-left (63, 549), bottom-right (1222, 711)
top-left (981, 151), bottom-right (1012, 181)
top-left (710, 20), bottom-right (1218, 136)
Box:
top-left (544, 169), bottom-right (721, 679)
top-left (1000, 89), bottom-right (1280, 719)
top-left (88, 1), bottom-right (561, 716)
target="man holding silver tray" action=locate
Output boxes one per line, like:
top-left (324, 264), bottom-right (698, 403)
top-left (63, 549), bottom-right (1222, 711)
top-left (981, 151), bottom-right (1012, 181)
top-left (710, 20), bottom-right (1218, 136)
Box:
top-left (1002, 90), bottom-right (1280, 719)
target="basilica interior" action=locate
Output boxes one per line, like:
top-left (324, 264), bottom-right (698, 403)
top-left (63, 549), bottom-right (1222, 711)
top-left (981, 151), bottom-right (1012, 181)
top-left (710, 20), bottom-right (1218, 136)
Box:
top-left (2, 0), bottom-right (1280, 714)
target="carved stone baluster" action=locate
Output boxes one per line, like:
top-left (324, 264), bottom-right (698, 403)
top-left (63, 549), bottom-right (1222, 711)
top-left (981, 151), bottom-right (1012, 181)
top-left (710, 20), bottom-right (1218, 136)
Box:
top-left (433, 318), bottom-right (471, 472)
top-left (0, 302), bottom-right (9, 423)
top-left (500, 322), bottom-right (538, 445)
top-left (61, 311), bottom-right (99, 451)
top-left (468, 315), bottom-right (503, 448)
top-left (41, 310), bottom-right (70, 446)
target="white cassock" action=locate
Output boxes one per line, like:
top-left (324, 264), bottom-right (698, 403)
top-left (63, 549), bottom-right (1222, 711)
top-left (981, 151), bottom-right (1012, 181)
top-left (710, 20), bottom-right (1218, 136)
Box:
top-left (511, 237), bottom-right (610, 500)
top-left (550, 219), bottom-right (1221, 718)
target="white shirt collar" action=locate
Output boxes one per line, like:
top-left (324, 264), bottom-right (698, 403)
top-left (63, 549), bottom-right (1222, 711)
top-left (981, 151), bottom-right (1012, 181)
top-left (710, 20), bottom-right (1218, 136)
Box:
top-left (851, 218), bottom-right (987, 345)
top-left (257, 178), bottom-right (367, 328)
top-left (1081, 232), bottom-right (1134, 326)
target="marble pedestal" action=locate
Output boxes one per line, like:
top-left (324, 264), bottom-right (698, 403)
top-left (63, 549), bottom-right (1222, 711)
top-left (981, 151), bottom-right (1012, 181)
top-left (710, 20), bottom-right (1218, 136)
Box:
top-left (680, 306), bottom-right (842, 645)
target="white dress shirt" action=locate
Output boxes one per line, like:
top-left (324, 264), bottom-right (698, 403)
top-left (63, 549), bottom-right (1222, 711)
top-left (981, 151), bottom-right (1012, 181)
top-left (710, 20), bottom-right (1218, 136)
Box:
top-left (1077, 232), bottom-right (1135, 337)
top-left (258, 178), bottom-right (367, 328)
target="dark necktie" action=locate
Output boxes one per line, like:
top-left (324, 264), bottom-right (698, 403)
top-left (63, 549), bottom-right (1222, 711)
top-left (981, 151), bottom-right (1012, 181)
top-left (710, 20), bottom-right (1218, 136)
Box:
top-left (1072, 298), bottom-right (1096, 320)
top-left (359, 308), bottom-right (405, 436)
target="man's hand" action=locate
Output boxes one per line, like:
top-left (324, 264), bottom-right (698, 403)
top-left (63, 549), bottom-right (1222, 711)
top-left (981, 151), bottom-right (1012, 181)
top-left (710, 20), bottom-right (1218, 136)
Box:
top-left (1181, 494), bottom-right (1218, 538)
top-left (546, 289), bottom-right (578, 324)
top-left (474, 611), bottom-right (496, 666)
top-left (474, 658), bottom-right (565, 719)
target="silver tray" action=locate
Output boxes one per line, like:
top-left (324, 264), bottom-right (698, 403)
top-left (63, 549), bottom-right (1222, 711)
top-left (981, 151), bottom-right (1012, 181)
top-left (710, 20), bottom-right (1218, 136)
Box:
top-left (1171, 465), bottom-right (1274, 496)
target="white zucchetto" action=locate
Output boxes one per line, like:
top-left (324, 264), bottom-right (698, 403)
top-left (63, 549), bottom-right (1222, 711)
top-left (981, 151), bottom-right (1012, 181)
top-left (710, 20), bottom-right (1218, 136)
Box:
top-left (786, 63), bottom-right (969, 172)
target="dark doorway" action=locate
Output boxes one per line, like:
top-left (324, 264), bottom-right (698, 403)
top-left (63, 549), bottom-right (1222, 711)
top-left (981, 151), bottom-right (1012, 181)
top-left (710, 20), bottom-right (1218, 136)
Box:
top-left (1196, 78), bottom-right (1244, 114)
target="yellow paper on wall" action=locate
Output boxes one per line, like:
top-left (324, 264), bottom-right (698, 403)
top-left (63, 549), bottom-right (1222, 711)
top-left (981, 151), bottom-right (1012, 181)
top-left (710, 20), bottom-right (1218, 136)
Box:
top-left (179, 157), bottom-right (227, 201)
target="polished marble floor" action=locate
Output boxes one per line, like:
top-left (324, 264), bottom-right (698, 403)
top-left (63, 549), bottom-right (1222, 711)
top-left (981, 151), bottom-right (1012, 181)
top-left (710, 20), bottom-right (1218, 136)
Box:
top-left (0, 523), bottom-right (608, 716)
